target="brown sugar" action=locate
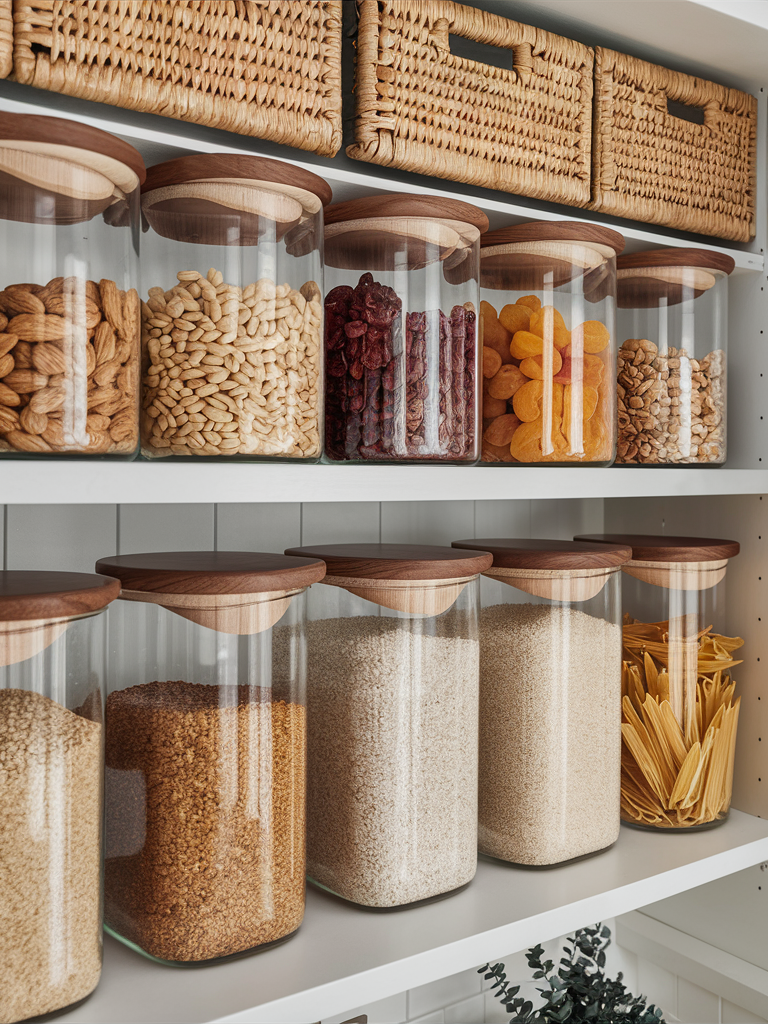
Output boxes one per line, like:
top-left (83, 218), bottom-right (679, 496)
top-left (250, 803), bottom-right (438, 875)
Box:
top-left (104, 680), bottom-right (305, 962)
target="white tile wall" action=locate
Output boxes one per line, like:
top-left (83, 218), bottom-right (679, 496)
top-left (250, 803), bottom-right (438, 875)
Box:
top-left (321, 992), bottom-right (407, 1024)
top-left (407, 967), bottom-right (482, 1019)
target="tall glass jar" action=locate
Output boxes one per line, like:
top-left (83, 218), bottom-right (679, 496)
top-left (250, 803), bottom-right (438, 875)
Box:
top-left (0, 113), bottom-right (145, 457)
top-left (140, 155), bottom-right (330, 460)
top-left (0, 570), bottom-right (120, 1022)
top-left (323, 195), bottom-right (488, 463)
top-left (451, 538), bottom-right (630, 867)
top-left (94, 551), bottom-right (326, 964)
top-left (284, 543), bottom-right (492, 907)
top-left (576, 534), bottom-right (741, 831)
top-left (616, 250), bottom-right (734, 465)
top-left (478, 222), bottom-right (624, 465)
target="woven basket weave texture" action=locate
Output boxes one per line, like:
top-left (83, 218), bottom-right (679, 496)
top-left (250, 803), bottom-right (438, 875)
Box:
top-left (348, 0), bottom-right (594, 206)
top-left (12, 0), bottom-right (343, 156)
top-left (0, 0), bottom-right (11, 78)
top-left (591, 47), bottom-right (757, 242)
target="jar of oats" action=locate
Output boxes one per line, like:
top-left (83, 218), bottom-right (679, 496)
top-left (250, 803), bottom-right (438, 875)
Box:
top-left (139, 155), bottom-right (330, 460)
top-left (616, 249), bottom-right (734, 465)
top-left (285, 542), bottom-right (492, 908)
top-left (452, 537), bottom-right (630, 868)
top-left (94, 550), bottom-right (326, 965)
top-left (0, 570), bottom-right (120, 1022)
top-left (0, 113), bottom-right (145, 458)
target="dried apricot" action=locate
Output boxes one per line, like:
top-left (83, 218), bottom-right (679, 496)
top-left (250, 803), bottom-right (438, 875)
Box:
top-left (481, 310), bottom-right (515, 365)
top-left (516, 295), bottom-right (542, 312)
top-left (482, 346), bottom-right (502, 379)
top-left (484, 413), bottom-right (521, 446)
top-left (509, 330), bottom-right (545, 360)
top-left (480, 300), bottom-right (498, 320)
top-left (562, 385), bottom-right (600, 451)
top-left (512, 379), bottom-right (564, 423)
top-left (519, 348), bottom-right (563, 380)
top-left (482, 440), bottom-right (515, 463)
top-left (553, 352), bottom-right (605, 388)
top-left (482, 393), bottom-right (509, 419)
top-left (487, 363), bottom-right (528, 400)
top-left (508, 415), bottom-right (568, 462)
top-left (499, 303), bottom-right (531, 335)
top-left (572, 320), bottom-right (610, 354)
top-left (528, 306), bottom-right (570, 349)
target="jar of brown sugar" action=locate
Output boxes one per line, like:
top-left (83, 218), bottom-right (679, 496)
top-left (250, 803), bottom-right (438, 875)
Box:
top-left (94, 550), bottom-right (326, 964)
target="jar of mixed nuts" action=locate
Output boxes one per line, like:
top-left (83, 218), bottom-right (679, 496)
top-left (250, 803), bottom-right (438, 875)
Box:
top-left (478, 222), bottom-right (624, 464)
top-left (323, 195), bottom-right (488, 462)
top-left (94, 550), bottom-right (326, 964)
top-left (616, 250), bottom-right (733, 465)
top-left (140, 155), bottom-right (330, 460)
top-left (0, 113), bottom-right (145, 457)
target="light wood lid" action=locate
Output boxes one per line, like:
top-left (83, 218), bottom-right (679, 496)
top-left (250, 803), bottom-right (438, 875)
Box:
top-left (481, 221), bottom-right (625, 255)
top-left (0, 570), bottom-right (120, 622)
top-left (142, 154), bottom-right (331, 205)
top-left (285, 543), bottom-right (493, 581)
top-left (574, 534), bottom-right (740, 562)
top-left (94, 551), bottom-right (326, 596)
top-left (617, 249), bottom-right (735, 275)
top-left (452, 538), bottom-right (632, 570)
top-left (324, 193), bottom-right (489, 231)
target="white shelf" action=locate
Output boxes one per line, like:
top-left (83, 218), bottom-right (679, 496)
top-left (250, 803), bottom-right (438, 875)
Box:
top-left (2, 462), bottom-right (766, 505)
top-left (0, 83), bottom-right (761, 274)
top-left (47, 811), bottom-right (768, 1024)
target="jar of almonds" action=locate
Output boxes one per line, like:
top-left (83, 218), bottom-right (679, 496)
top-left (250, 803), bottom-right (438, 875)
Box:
top-left (478, 222), bottom-right (624, 465)
top-left (0, 113), bottom-right (145, 458)
top-left (139, 155), bottom-right (330, 460)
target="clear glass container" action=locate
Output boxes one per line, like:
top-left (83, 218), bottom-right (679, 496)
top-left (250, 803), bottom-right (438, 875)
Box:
top-left (0, 112), bottom-right (145, 458)
top-left (94, 551), bottom-right (325, 964)
top-left (452, 538), bottom-right (630, 867)
top-left (285, 543), bottom-right (492, 907)
top-left (616, 250), bottom-right (733, 465)
top-left (140, 155), bottom-right (329, 461)
top-left (478, 222), bottom-right (624, 465)
top-left (576, 534), bottom-right (741, 831)
top-left (323, 195), bottom-right (487, 463)
top-left (0, 570), bottom-right (119, 1023)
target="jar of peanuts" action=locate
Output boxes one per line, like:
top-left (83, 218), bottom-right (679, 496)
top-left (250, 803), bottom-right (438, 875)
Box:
top-left (616, 250), bottom-right (733, 465)
top-left (0, 113), bottom-right (145, 458)
top-left (478, 222), bottom-right (624, 465)
top-left (139, 155), bottom-right (330, 460)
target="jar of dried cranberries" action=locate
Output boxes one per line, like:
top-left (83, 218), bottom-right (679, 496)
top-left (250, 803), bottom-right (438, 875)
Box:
top-left (323, 195), bottom-right (488, 463)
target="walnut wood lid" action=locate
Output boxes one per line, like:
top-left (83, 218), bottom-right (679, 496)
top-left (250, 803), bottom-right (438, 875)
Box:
top-left (0, 570), bottom-right (121, 622)
top-left (617, 249), bottom-right (735, 275)
top-left (574, 534), bottom-right (740, 562)
top-left (284, 543), bottom-right (493, 581)
top-left (481, 221), bottom-right (625, 254)
top-left (324, 194), bottom-right (489, 231)
top-left (452, 538), bottom-right (632, 570)
top-left (94, 551), bottom-right (326, 596)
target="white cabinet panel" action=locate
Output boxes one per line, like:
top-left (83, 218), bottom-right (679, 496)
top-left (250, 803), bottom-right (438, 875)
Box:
top-left (474, 500), bottom-right (531, 538)
top-left (530, 498), bottom-right (604, 540)
top-left (5, 504), bottom-right (117, 572)
top-left (216, 503), bottom-right (302, 554)
top-left (301, 502), bottom-right (380, 546)
top-left (380, 501), bottom-right (474, 545)
top-left (118, 504), bottom-right (214, 553)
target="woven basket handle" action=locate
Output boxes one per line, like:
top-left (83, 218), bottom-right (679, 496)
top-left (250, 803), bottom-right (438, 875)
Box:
top-left (422, 2), bottom-right (540, 83)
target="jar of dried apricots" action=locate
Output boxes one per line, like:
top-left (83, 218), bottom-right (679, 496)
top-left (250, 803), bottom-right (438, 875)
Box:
top-left (478, 222), bottom-right (624, 465)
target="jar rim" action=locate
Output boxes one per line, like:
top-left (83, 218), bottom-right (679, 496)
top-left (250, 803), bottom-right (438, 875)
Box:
top-left (285, 543), bottom-right (493, 581)
top-left (453, 538), bottom-right (632, 570)
top-left (575, 534), bottom-right (740, 563)
top-left (0, 570), bottom-right (120, 622)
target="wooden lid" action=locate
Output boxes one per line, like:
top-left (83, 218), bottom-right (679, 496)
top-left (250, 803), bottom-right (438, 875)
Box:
top-left (0, 570), bottom-right (120, 622)
top-left (0, 112), bottom-right (146, 184)
top-left (481, 221), bottom-right (625, 255)
top-left (574, 534), bottom-right (740, 562)
top-left (452, 538), bottom-right (632, 570)
top-left (617, 248), bottom-right (735, 275)
top-left (324, 194), bottom-right (489, 231)
top-left (142, 154), bottom-right (331, 205)
top-left (284, 543), bottom-right (493, 581)
top-left (94, 551), bottom-right (326, 595)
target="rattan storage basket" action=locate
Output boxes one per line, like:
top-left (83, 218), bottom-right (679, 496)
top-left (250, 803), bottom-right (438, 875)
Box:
top-left (348, 0), bottom-right (594, 205)
top-left (12, 1), bottom-right (343, 157)
top-left (0, 0), bottom-right (10, 78)
top-left (591, 48), bottom-right (757, 242)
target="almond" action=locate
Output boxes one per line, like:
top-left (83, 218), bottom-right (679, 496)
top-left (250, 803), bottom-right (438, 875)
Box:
top-left (93, 357), bottom-right (121, 388)
top-left (3, 369), bottom-right (48, 392)
top-left (41, 418), bottom-right (66, 447)
top-left (0, 353), bottom-right (13, 378)
top-left (7, 314), bottom-right (68, 342)
top-left (2, 290), bottom-right (45, 315)
top-left (0, 406), bottom-right (19, 432)
top-left (0, 382), bottom-right (21, 406)
top-left (99, 279), bottom-right (123, 331)
top-left (122, 288), bottom-right (140, 341)
top-left (19, 406), bottom-right (48, 435)
top-left (86, 413), bottom-right (111, 433)
top-left (94, 321), bottom-right (116, 364)
top-left (13, 341), bottom-right (33, 368)
top-left (29, 387), bottom-right (65, 414)
top-left (45, 293), bottom-right (102, 331)
top-left (5, 430), bottom-right (51, 452)
top-left (0, 334), bottom-right (18, 358)
top-left (31, 343), bottom-right (66, 376)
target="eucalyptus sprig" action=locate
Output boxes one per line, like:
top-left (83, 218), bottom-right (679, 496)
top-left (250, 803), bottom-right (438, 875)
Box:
top-left (480, 924), bottom-right (665, 1022)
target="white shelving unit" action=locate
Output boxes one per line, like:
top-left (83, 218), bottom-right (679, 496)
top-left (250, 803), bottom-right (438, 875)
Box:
top-left (2, 0), bottom-right (768, 1020)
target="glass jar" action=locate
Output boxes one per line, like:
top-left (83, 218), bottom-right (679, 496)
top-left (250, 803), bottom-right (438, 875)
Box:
top-left (616, 250), bottom-right (733, 465)
top-left (451, 538), bottom-right (630, 867)
top-left (93, 550), bottom-right (326, 964)
top-left (140, 155), bottom-right (330, 460)
top-left (323, 195), bottom-right (487, 463)
top-left (478, 222), bottom-right (624, 465)
top-left (284, 543), bottom-right (492, 907)
top-left (0, 570), bottom-right (120, 1022)
top-left (0, 113), bottom-right (145, 457)
top-left (575, 533), bottom-right (741, 831)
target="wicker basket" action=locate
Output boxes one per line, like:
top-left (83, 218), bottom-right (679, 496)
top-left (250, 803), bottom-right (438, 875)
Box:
top-left (348, 0), bottom-right (594, 206)
top-left (591, 48), bottom-right (757, 242)
top-left (0, 1), bottom-right (11, 78)
top-left (12, 1), bottom-right (343, 157)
